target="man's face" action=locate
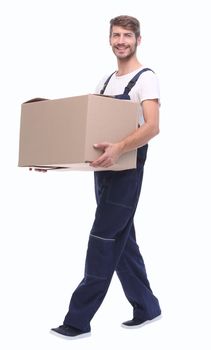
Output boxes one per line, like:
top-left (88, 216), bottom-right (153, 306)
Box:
top-left (109, 25), bottom-right (141, 60)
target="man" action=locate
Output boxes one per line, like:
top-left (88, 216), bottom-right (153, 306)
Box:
top-left (51, 15), bottom-right (161, 338)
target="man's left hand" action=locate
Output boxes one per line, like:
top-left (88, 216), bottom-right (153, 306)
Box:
top-left (90, 142), bottom-right (122, 168)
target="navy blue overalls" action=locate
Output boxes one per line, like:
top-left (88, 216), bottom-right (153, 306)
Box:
top-left (64, 68), bottom-right (161, 332)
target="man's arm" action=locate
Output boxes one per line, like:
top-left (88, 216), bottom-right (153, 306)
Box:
top-left (90, 99), bottom-right (159, 168)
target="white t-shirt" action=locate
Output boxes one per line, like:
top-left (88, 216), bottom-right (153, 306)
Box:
top-left (95, 67), bottom-right (160, 125)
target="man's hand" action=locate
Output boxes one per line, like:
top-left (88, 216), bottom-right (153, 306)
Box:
top-left (90, 142), bottom-right (122, 168)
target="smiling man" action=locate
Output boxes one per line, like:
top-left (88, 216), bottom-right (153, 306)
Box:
top-left (51, 15), bottom-right (161, 339)
top-left (111, 25), bottom-right (140, 60)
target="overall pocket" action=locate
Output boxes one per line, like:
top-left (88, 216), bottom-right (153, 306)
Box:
top-left (106, 169), bottom-right (139, 210)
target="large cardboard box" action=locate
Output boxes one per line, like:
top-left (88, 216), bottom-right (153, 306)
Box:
top-left (18, 94), bottom-right (139, 171)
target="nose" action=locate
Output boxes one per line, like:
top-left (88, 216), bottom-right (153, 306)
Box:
top-left (117, 34), bottom-right (126, 44)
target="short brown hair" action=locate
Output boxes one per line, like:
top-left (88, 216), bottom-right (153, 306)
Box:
top-left (109, 15), bottom-right (140, 38)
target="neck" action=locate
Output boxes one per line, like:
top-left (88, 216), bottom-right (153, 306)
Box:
top-left (116, 57), bottom-right (142, 76)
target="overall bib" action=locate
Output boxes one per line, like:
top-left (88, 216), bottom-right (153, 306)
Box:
top-left (64, 69), bottom-right (161, 332)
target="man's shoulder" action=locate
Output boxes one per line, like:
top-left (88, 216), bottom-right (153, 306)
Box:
top-left (95, 72), bottom-right (116, 94)
top-left (135, 67), bottom-right (159, 85)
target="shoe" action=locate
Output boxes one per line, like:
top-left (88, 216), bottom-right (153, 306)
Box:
top-left (50, 324), bottom-right (91, 339)
top-left (122, 314), bottom-right (162, 328)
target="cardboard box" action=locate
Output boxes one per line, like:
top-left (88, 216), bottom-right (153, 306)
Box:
top-left (18, 94), bottom-right (139, 171)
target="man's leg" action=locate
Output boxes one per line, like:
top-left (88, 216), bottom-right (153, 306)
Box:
top-left (63, 162), bottom-right (144, 331)
top-left (62, 146), bottom-right (149, 332)
top-left (116, 223), bottom-right (161, 323)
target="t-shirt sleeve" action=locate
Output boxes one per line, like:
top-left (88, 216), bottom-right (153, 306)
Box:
top-left (138, 70), bottom-right (160, 103)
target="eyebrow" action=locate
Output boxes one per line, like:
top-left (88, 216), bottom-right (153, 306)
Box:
top-left (112, 32), bottom-right (134, 35)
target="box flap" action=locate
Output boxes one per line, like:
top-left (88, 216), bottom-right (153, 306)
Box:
top-left (23, 97), bottom-right (49, 104)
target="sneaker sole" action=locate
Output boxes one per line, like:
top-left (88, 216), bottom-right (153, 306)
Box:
top-left (121, 315), bottom-right (162, 329)
top-left (50, 329), bottom-right (91, 340)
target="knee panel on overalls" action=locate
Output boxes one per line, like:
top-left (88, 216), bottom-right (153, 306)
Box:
top-left (85, 234), bottom-right (116, 279)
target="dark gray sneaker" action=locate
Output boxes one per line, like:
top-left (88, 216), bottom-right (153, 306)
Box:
top-left (122, 314), bottom-right (162, 328)
top-left (51, 324), bottom-right (91, 339)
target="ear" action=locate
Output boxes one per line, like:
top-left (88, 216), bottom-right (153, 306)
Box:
top-left (137, 35), bottom-right (141, 46)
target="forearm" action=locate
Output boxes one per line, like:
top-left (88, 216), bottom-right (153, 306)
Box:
top-left (118, 122), bottom-right (159, 154)
top-left (118, 99), bottom-right (160, 154)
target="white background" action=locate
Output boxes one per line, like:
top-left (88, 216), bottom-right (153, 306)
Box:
top-left (1, 0), bottom-right (211, 349)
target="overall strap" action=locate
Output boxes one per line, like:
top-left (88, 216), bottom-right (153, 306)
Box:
top-left (123, 68), bottom-right (154, 95)
top-left (100, 67), bottom-right (154, 95)
top-left (100, 71), bottom-right (116, 95)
